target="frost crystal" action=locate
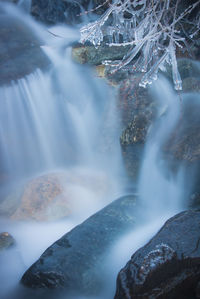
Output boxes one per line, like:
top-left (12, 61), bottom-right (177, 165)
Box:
top-left (80, 0), bottom-right (200, 90)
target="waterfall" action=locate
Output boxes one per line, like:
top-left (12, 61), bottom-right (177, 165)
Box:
top-left (0, 2), bottom-right (194, 299)
top-left (138, 77), bottom-right (184, 218)
top-left (0, 5), bottom-right (125, 297)
top-left (0, 3), bottom-right (125, 198)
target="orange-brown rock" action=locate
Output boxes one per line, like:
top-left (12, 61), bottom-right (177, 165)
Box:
top-left (11, 173), bottom-right (69, 221)
top-left (7, 169), bottom-right (115, 221)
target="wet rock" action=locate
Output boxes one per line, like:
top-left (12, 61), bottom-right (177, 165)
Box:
top-left (0, 10), bottom-right (50, 86)
top-left (165, 58), bottom-right (200, 87)
top-left (0, 232), bottom-right (15, 251)
top-left (0, 0), bottom-right (18, 3)
top-left (118, 76), bottom-right (157, 181)
top-left (72, 43), bottom-right (131, 66)
top-left (182, 77), bottom-right (200, 93)
top-left (163, 90), bottom-right (200, 207)
top-left (31, 0), bottom-right (67, 24)
top-left (178, 59), bottom-right (200, 81)
top-left (115, 209), bottom-right (200, 299)
top-left (31, 0), bottom-right (109, 25)
top-left (164, 95), bottom-right (200, 163)
top-left (21, 195), bottom-right (137, 295)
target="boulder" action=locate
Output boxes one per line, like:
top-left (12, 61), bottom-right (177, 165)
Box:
top-left (0, 173), bottom-right (68, 221)
top-left (115, 209), bottom-right (200, 299)
top-left (0, 232), bottom-right (15, 251)
top-left (0, 11), bottom-right (50, 85)
top-left (11, 173), bottom-right (67, 221)
top-left (21, 195), bottom-right (137, 296)
top-left (0, 169), bottom-right (117, 221)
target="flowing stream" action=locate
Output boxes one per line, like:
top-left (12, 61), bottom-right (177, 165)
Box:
top-left (0, 3), bottom-right (188, 299)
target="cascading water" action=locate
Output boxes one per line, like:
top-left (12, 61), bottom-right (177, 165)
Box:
top-left (0, 4), bottom-right (126, 298)
top-left (138, 77), bottom-right (184, 218)
top-left (91, 78), bottom-right (188, 299)
top-left (0, 2), bottom-right (193, 299)
top-left (0, 3), bottom-right (124, 197)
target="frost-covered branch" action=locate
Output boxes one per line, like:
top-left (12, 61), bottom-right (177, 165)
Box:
top-left (80, 0), bottom-right (200, 90)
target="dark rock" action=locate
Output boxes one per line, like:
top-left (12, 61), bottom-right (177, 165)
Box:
top-left (0, 9), bottom-right (50, 86)
top-left (178, 59), bottom-right (200, 81)
top-left (115, 209), bottom-right (200, 299)
top-left (31, 0), bottom-right (109, 25)
top-left (182, 77), bottom-right (200, 93)
top-left (164, 94), bottom-right (200, 163)
top-left (162, 90), bottom-right (200, 208)
top-left (118, 76), bottom-right (158, 181)
top-left (165, 59), bottom-right (200, 87)
top-left (31, 0), bottom-right (67, 24)
top-left (21, 195), bottom-right (137, 295)
top-left (0, 0), bottom-right (18, 3)
top-left (0, 232), bottom-right (15, 251)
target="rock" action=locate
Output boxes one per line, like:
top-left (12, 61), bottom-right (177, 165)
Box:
top-left (178, 59), bottom-right (200, 81)
top-left (0, 0), bottom-right (18, 3)
top-left (0, 169), bottom-right (117, 221)
top-left (165, 59), bottom-right (200, 87)
top-left (0, 9), bottom-right (50, 86)
top-left (72, 43), bottom-right (131, 66)
top-left (31, 0), bottom-right (67, 24)
top-left (0, 232), bottom-right (15, 251)
top-left (115, 209), bottom-right (200, 299)
top-left (21, 195), bottom-right (137, 296)
top-left (162, 90), bottom-right (200, 207)
top-left (11, 173), bottom-right (67, 221)
top-left (164, 94), bottom-right (200, 163)
top-left (182, 77), bottom-right (200, 93)
top-left (31, 0), bottom-right (109, 25)
top-left (118, 76), bottom-right (158, 181)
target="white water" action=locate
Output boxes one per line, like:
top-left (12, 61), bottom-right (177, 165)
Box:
top-left (0, 3), bottom-right (189, 299)
top-left (138, 78), bottom-right (184, 218)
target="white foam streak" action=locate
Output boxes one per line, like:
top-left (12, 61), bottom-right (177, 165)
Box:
top-left (138, 77), bottom-right (184, 218)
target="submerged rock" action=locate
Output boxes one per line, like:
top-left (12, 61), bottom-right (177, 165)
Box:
top-left (0, 232), bottom-right (15, 251)
top-left (115, 209), bottom-right (200, 299)
top-left (21, 195), bottom-right (137, 296)
top-left (11, 173), bottom-right (67, 221)
top-left (0, 169), bottom-right (117, 221)
top-left (0, 10), bottom-right (50, 86)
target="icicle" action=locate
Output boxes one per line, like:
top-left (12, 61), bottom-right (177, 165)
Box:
top-left (139, 50), bottom-right (168, 88)
top-left (166, 0), bottom-right (170, 10)
top-left (169, 43), bottom-right (182, 90)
